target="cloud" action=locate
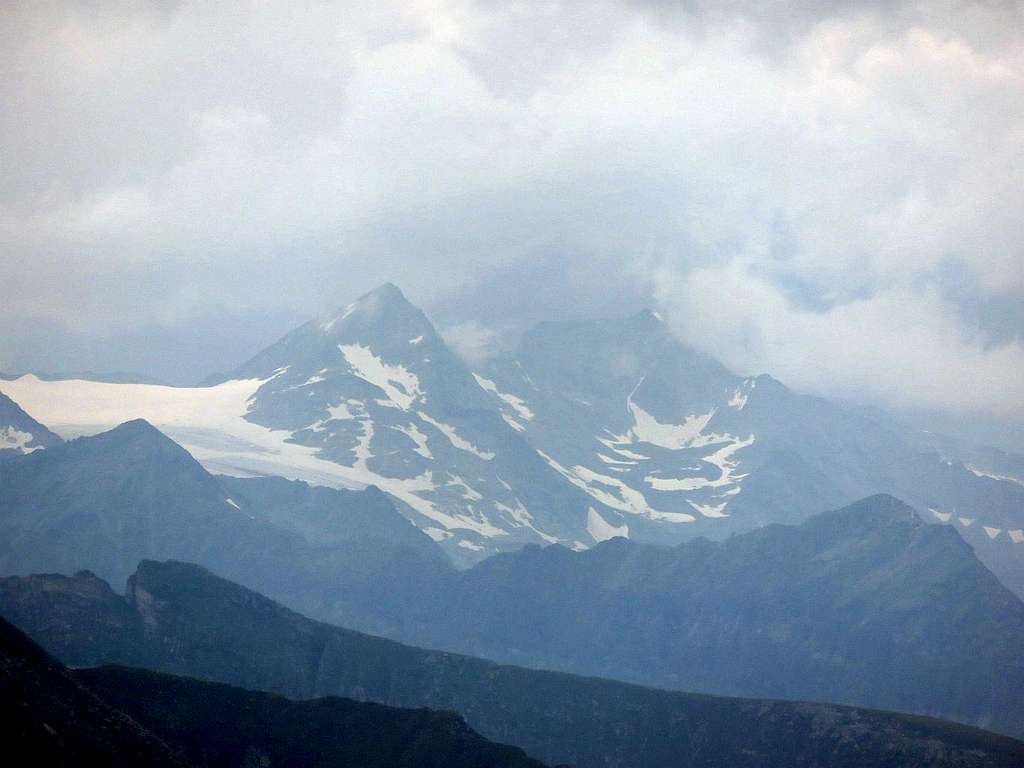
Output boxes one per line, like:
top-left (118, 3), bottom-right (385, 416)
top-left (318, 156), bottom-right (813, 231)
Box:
top-left (442, 321), bottom-right (498, 366)
top-left (0, 0), bottom-right (1021, 438)
top-left (654, 259), bottom-right (1024, 421)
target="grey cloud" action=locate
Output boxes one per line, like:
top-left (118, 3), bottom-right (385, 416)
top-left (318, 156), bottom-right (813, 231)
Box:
top-left (0, 0), bottom-right (1022, 446)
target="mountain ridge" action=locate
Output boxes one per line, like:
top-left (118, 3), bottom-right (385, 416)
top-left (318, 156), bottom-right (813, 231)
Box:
top-left (4, 557), bottom-right (1023, 768)
top-left (1, 282), bottom-right (1021, 589)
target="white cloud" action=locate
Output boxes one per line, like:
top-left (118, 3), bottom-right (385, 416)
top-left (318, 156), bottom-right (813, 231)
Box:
top-left (654, 259), bottom-right (1024, 421)
top-left (442, 321), bottom-right (498, 366)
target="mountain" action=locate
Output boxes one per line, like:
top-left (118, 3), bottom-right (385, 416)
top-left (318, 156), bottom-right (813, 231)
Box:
top-left (0, 420), bottom-right (452, 635)
top-left (478, 310), bottom-right (1024, 591)
top-left (2, 283), bottom-right (1022, 583)
top-left (0, 392), bottom-right (61, 456)
top-left (4, 560), bottom-right (1024, 768)
top-left (220, 282), bottom-right (611, 561)
top-left (374, 495), bottom-right (1024, 738)
top-left (0, 614), bottom-right (184, 767)
top-left (0, 285), bottom-right (611, 563)
top-left (6, 441), bottom-right (1020, 740)
top-left (0, 614), bottom-right (545, 768)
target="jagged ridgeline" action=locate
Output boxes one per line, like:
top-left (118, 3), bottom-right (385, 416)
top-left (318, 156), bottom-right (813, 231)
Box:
top-left (1, 283), bottom-right (1021, 591)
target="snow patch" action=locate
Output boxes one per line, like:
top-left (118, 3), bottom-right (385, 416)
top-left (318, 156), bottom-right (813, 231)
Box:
top-left (502, 414), bottom-right (526, 432)
top-left (473, 373), bottom-right (534, 421)
top-left (409, 335), bottom-right (424, 345)
top-left (967, 466), bottom-right (1024, 487)
top-left (958, 517), bottom-right (975, 527)
top-left (930, 509), bottom-right (952, 523)
top-left (596, 440), bottom-right (649, 461)
top-left (418, 411), bottom-right (495, 460)
top-left (689, 500), bottom-right (729, 518)
top-left (984, 526), bottom-right (1002, 539)
top-left (728, 388), bottom-right (748, 410)
top-left (0, 426), bottom-right (40, 453)
top-left (587, 507), bottom-right (628, 542)
top-left (597, 453), bottom-right (636, 466)
top-left (339, 344), bottom-right (421, 410)
top-left (320, 303), bottom-right (355, 332)
top-left (424, 527), bottom-right (452, 542)
top-left (1009, 529), bottom-right (1024, 544)
top-left (327, 401), bottom-right (358, 421)
top-left (225, 498), bottom-right (240, 510)
top-left (446, 474), bottom-right (483, 501)
top-left (644, 435), bottom-right (754, 492)
top-left (627, 402), bottom-right (717, 450)
top-left (458, 540), bottom-right (485, 551)
top-left (494, 498), bottom-right (558, 543)
top-left (393, 422), bottom-right (432, 459)
top-left (538, 450), bottom-right (695, 523)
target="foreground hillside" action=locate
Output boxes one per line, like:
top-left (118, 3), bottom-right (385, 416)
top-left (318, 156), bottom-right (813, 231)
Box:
top-left (0, 614), bottom-right (546, 768)
top-left (0, 615), bottom-right (183, 766)
top-left (4, 559), bottom-right (1023, 768)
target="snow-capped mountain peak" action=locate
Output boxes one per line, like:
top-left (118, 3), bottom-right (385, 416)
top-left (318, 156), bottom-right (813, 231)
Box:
top-left (213, 283), bottom-right (611, 561)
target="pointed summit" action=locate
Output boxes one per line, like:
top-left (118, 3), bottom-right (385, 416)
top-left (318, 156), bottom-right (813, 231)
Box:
top-left (320, 283), bottom-right (422, 335)
top-left (368, 281), bottom-right (407, 302)
top-left (79, 419), bottom-right (211, 473)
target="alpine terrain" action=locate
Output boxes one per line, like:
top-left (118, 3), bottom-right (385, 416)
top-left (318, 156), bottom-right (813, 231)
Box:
top-left (1, 284), bottom-right (1022, 589)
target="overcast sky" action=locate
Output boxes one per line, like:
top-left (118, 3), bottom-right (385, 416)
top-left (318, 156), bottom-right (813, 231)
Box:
top-left (1, 1), bottom-right (1022, 449)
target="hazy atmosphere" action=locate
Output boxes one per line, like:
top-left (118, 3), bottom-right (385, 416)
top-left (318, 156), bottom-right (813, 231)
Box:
top-left (5, 4), bottom-right (1024, 766)
top-left (2, 0), bottom-right (1022, 450)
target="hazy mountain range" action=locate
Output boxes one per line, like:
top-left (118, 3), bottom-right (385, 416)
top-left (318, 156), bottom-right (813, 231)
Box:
top-left (1, 283), bottom-right (1021, 588)
top-left (3, 282), bottom-right (1024, 765)
top-left (0, 419), bottom-right (1022, 739)
top-left (2, 286), bottom-right (1024, 598)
